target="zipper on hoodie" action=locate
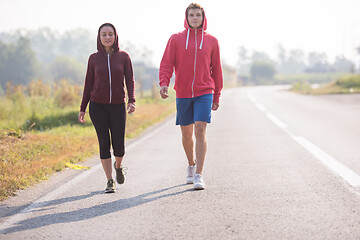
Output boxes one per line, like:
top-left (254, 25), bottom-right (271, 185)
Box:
top-left (107, 53), bottom-right (112, 103)
top-left (191, 30), bottom-right (197, 98)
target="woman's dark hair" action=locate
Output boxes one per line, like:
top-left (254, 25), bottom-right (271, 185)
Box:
top-left (98, 23), bottom-right (115, 34)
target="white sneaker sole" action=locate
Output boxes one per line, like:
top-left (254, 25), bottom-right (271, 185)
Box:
top-left (193, 183), bottom-right (205, 190)
top-left (187, 177), bottom-right (194, 184)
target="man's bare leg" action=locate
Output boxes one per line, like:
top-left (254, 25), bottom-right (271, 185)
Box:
top-left (194, 121), bottom-right (207, 175)
top-left (180, 124), bottom-right (196, 166)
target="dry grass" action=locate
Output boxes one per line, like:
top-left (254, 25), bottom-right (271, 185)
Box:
top-left (290, 75), bottom-right (360, 95)
top-left (0, 98), bottom-right (175, 201)
top-left (0, 132), bottom-right (98, 200)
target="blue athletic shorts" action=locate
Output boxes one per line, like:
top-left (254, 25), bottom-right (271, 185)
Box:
top-left (176, 93), bottom-right (213, 126)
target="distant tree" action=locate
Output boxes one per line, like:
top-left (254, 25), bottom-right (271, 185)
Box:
top-left (237, 46), bottom-right (251, 74)
top-left (0, 41), bottom-right (9, 87)
top-left (285, 49), bottom-right (306, 74)
top-left (121, 41), bottom-right (154, 67)
top-left (27, 27), bottom-right (60, 64)
top-left (0, 27), bottom-right (94, 67)
top-left (250, 61), bottom-right (276, 84)
top-left (121, 41), bottom-right (139, 61)
top-left (276, 44), bottom-right (286, 70)
top-left (238, 46), bottom-right (249, 62)
top-left (0, 27), bottom-right (160, 87)
top-left (357, 47), bottom-right (360, 73)
top-left (0, 38), bottom-right (38, 87)
top-left (332, 55), bottom-right (355, 73)
top-left (305, 52), bottom-right (334, 73)
top-left (119, 41), bottom-right (157, 94)
top-left (251, 51), bottom-right (272, 63)
top-left (58, 28), bottom-right (94, 64)
top-left (307, 52), bottom-right (328, 68)
top-left (276, 46), bottom-right (306, 74)
top-left (13, 38), bottom-right (39, 84)
top-left (48, 55), bottom-right (85, 84)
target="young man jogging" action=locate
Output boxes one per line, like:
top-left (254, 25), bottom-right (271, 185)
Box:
top-left (159, 3), bottom-right (223, 190)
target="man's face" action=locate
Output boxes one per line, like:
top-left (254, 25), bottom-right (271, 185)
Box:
top-left (187, 8), bottom-right (203, 29)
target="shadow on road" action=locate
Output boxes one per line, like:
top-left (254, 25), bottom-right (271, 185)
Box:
top-left (0, 190), bottom-right (104, 219)
top-left (1, 184), bottom-right (191, 234)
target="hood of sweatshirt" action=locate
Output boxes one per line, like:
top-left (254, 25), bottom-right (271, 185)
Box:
top-left (97, 23), bottom-right (120, 53)
top-left (183, 9), bottom-right (207, 49)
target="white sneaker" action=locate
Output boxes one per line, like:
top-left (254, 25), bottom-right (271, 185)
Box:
top-left (193, 173), bottom-right (205, 190)
top-left (186, 164), bottom-right (196, 184)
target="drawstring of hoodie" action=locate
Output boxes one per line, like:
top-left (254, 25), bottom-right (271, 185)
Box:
top-left (186, 28), bottom-right (190, 49)
top-left (185, 28), bottom-right (204, 50)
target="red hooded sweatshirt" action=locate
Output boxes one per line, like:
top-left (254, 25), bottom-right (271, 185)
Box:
top-left (80, 23), bottom-right (135, 112)
top-left (159, 9), bottom-right (223, 103)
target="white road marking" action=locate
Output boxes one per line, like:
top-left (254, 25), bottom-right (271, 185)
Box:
top-left (256, 103), bottom-right (266, 112)
top-left (0, 117), bottom-right (174, 233)
top-left (266, 113), bottom-right (288, 129)
top-left (247, 90), bottom-right (360, 187)
top-left (293, 136), bottom-right (360, 186)
top-left (0, 164), bottom-right (102, 233)
top-left (247, 91), bottom-right (257, 103)
top-left (248, 91), bottom-right (267, 112)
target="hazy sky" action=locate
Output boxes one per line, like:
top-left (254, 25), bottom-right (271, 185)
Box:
top-left (1, 0), bottom-right (360, 66)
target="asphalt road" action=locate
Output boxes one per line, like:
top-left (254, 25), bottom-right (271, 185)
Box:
top-left (1, 86), bottom-right (360, 239)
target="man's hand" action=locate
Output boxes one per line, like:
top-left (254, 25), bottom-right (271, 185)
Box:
top-left (159, 86), bottom-right (169, 99)
top-left (212, 102), bottom-right (220, 111)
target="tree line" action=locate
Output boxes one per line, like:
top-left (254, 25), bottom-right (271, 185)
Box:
top-left (237, 45), bottom-right (356, 84)
top-left (1, 27), bottom-right (357, 92)
top-left (0, 28), bottom-right (93, 92)
top-left (0, 28), bottom-right (155, 95)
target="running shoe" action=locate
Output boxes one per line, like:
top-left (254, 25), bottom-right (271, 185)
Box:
top-left (114, 162), bottom-right (127, 184)
top-left (105, 179), bottom-right (116, 193)
top-left (186, 164), bottom-right (196, 184)
top-left (193, 173), bottom-right (205, 190)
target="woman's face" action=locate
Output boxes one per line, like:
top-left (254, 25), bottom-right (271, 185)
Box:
top-left (100, 26), bottom-right (115, 48)
top-left (187, 8), bottom-right (203, 29)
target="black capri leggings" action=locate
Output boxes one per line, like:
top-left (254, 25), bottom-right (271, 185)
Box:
top-left (89, 101), bottom-right (126, 159)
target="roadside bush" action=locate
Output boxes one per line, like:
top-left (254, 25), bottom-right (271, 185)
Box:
top-left (336, 75), bottom-right (360, 88)
top-left (53, 79), bottom-right (82, 108)
top-left (290, 81), bottom-right (312, 94)
top-left (274, 73), bottom-right (344, 85)
top-left (27, 79), bottom-right (51, 97)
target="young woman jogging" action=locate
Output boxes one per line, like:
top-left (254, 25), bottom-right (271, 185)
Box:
top-left (78, 23), bottom-right (136, 193)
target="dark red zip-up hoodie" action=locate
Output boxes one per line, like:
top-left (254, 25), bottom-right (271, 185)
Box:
top-left (80, 23), bottom-right (135, 112)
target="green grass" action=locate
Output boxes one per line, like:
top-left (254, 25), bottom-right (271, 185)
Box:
top-left (289, 74), bottom-right (360, 95)
top-left (0, 83), bottom-right (176, 201)
top-left (274, 73), bottom-right (346, 85)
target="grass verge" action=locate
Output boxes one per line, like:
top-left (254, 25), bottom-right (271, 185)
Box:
top-left (0, 96), bottom-right (175, 201)
top-left (290, 74), bottom-right (360, 95)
